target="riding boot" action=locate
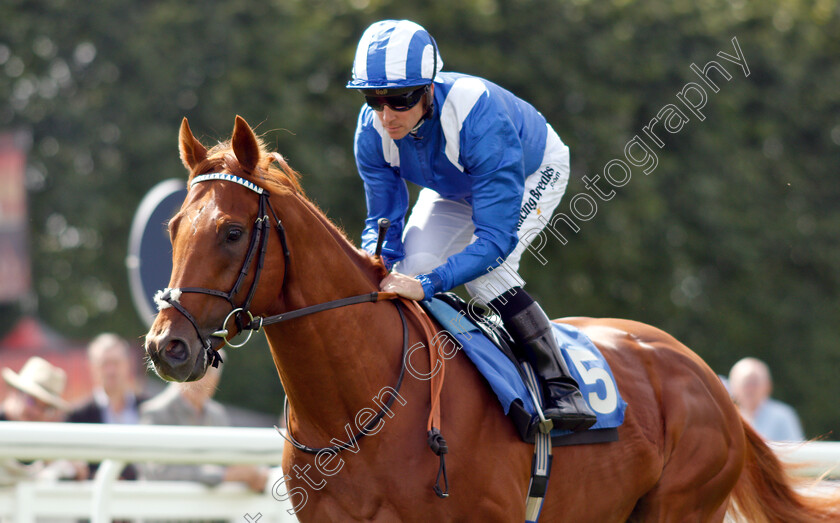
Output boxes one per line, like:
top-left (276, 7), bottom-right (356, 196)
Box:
top-left (492, 291), bottom-right (597, 432)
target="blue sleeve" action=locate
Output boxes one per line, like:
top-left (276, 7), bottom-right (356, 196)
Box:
top-left (421, 94), bottom-right (524, 298)
top-left (354, 109), bottom-right (408, 266)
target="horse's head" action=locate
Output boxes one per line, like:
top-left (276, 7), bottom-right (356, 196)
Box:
top-left (145, 115), bottom-right (299, 381)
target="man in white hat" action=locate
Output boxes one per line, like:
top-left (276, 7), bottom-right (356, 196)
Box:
top-left (1, 356), bottom-right (88, 484)
top-left (1, 356), bottom-right (69, 422)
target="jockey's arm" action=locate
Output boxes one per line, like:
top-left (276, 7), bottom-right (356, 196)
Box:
top-left (412, 105), bottom-right (525, 300)
top-left (355, 124), bottom-right (409, 268)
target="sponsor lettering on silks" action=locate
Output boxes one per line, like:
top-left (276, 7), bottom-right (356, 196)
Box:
top-left (517, 166), bottom-right (561, 230)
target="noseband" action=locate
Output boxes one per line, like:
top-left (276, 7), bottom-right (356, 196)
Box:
top-left (154, 171), bottom-right (291, 367)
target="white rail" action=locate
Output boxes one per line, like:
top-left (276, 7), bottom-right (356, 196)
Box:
top-left (0, 421), bottom-right (285, 464)
top-left (769, 441), bottom-right (840, 479)
top-left (0, 422), bottom-right (297, 523)
top-left (1, 422), bottom-right (838, 522)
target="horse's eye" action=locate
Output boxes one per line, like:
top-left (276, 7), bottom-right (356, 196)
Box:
top-left (226, 228), bottom-right (243, 243)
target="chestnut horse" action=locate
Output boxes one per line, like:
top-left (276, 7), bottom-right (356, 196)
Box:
top-left (145, 116), bottom-right (838, 522)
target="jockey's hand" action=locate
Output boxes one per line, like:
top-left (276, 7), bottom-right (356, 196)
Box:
top-left (380, 272), bottom-right (425, 301)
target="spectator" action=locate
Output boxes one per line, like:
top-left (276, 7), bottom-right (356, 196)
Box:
top-left (68, 333), bottom-right (149, 479)
top-left (70, 333), bottom-right (147, 424)
top-left (0, 356), bottom-right (87, 484)
top-left (729, 357), bottom-right (805, 441)
top-left (139, 353), bottom-right (267, 492)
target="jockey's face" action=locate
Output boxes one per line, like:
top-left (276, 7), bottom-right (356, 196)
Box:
top-left (373, 85), bottom-right (432, 140)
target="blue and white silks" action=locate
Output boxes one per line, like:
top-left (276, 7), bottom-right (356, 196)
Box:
top-left (354, 72), bottom-right (550, 298)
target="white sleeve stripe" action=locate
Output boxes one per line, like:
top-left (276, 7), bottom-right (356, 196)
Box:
top-left (440, 77), bottom-right (488, 172)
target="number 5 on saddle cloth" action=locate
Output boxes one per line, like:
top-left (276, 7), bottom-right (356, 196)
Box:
top-left (421, 293), bottom-right (627, 446)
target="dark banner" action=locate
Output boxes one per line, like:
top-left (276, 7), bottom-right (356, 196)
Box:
top-left (126, 178), bottom-right (187, 327)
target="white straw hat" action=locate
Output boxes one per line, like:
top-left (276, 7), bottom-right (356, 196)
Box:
top-left (2, 356), bottom-right (69, 411)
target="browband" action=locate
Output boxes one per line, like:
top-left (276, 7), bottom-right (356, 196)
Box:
top-left (191, 173), bottom-right (265, 195)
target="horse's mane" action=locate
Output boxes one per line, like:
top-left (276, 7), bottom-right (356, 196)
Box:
top-left (190, 136), bottom-right (388, 282)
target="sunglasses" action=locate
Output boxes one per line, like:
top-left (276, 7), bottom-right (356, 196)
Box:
top-left (365, 86), bottom-right (427, 112)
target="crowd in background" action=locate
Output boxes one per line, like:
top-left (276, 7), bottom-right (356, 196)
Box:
top-left (0, 334), bottom-right (269, 492)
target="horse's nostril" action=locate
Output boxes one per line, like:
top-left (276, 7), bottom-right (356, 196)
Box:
top-left (164, 340), bottom-right (189, 363)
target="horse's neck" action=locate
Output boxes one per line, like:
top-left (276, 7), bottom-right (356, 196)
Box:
top-left (266, 195), bottom-right (402, 437)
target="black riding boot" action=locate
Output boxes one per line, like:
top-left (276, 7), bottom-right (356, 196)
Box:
top-left (490, 289), bottom-right (597, 432)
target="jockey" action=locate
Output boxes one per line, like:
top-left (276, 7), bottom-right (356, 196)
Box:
top-left (348, 20), bottom-right (596, 432)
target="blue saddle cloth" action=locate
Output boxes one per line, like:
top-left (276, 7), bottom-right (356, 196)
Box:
top-left (423, 297), bottom-right (627, 437)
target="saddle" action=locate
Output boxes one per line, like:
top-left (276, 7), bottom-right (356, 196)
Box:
top-left (421, 292), bottom-right (624, 447)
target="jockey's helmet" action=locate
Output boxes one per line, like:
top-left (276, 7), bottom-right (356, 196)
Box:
top-left (346, 20), bottom-right (443, 92)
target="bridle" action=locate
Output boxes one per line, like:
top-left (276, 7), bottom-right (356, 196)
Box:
top-left (154, 170), bottom-right (291, 367)
top-left (152, 167), bottom-right (413, 457)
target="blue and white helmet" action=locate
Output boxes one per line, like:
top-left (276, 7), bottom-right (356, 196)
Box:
top-left (347, 20), bottom-right (444, 90)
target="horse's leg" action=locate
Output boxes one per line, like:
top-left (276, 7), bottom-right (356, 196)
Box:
top-left (630, 449), bottom-right (739, 522)
top-left (628, 352), bottom-right (745, 522)
top-left (539, 421), bottom-right (663, 522)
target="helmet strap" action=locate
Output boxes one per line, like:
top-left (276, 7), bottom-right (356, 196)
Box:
top-left (410, 85), bottom-right (434, 136)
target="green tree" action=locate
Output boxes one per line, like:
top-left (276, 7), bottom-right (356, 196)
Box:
top-left (1, 0), bottom-right (837, 436)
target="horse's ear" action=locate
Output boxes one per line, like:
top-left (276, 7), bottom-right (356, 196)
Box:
top-left (179, 118), bottom-right (207, 171)
top-left (231, 115), bottom-right (260, 173)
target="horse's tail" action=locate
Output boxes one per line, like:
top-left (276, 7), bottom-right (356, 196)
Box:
top-left (728, 421), bottom-right (840, 522)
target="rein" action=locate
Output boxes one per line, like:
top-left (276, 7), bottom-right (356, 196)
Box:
top-left (277, 299), bottom-right (409, 454)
